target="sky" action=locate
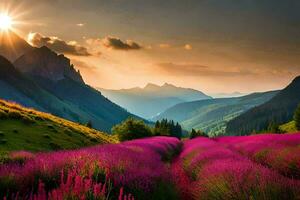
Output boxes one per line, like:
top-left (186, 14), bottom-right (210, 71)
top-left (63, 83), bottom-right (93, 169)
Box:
top-left (1, 0), bottom-right (300, 94)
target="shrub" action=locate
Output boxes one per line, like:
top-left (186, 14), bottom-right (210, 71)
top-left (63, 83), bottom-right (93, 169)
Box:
top-left (294, 104), bottom-right (300, 131)
top-left (112, 118), bottom-right (153, 141)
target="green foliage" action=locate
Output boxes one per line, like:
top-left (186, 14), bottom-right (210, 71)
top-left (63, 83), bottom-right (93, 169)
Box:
top-left (189, 129), bottom-right (208, 139)
top-left (279, 121), bottom-right (297, 133)
top-left (153, 119), bottom-right (182, 139)
top-left (112, 118), bottom-right (152, 141)
top-left (294, 104), bottom-right (300, 131)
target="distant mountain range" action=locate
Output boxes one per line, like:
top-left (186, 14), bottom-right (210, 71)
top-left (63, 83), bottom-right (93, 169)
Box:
top-left (99, 83), bottom-right (212, 119)
top-left (227, 76), bottom-right (300, 135)
top-left (153, 91), bottom-right (278, 136)
top-left (0, 31), bottom-right (138, 132)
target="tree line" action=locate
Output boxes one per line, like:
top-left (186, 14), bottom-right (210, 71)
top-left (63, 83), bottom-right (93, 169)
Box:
top-left (111, 118), bottom-right (209, 141)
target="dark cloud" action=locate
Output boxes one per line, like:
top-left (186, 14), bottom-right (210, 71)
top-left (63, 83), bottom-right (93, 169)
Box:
top-left (102, 36), bottom-right (142, 50)
top-left (28, 33), bottom-right (91, 56)
top-left (156, 63), bottom-right (255, 77)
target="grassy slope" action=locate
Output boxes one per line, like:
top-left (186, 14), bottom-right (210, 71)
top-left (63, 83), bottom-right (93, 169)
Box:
top-left (0, 100), bottom-right (117, 152)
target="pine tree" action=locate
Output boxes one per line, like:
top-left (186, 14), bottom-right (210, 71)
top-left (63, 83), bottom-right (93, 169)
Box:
top-left (294, 104), bottom-right (300, 131)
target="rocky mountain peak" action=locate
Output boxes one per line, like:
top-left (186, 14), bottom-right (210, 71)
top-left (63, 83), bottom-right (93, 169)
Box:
top-left (14, 46), bottom-right (84, 83)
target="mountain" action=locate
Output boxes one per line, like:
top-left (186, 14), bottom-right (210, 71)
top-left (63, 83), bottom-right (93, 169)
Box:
top-left (154, 91), bottom-right (278, 136)
top-left (226, 76), bottom-right (300, 135)
top-left (10, 46), bottom-right (138, 132)
top-left (0, 31), bottom-right (33, 62)
top-left (0, 99), bottom-right (116, 152)
top-left (14, 46), bottom-right (84, 83)
top-left (0, 31), bottom-right (139, 132)
top-left (99, 83), bottom-right (212, 119)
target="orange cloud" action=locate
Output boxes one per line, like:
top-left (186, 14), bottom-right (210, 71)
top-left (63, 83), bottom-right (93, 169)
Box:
top-left (28, 32), bottom-right (92, 56)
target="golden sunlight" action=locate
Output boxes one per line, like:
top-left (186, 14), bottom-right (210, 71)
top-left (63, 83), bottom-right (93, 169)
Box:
top-left (0, 13), bottom-right (12, 30)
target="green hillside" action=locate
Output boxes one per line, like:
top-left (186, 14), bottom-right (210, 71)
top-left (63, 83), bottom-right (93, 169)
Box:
top-left (154, 91), bottom-right (278, 136)
top-left (0, 99), bottom-right (117, 152)
top-left (227, 76), bottom-right (300, 135)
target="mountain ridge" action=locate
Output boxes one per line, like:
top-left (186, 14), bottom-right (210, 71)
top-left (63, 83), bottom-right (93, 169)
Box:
top-left (226, 76), bottom-right (300, 135)
top-left (154, 90), bottom-right (279, 136)
top-left (0, 32), bottom-right (139, 132)
top-left (99, 83), bottom-right (212, 119)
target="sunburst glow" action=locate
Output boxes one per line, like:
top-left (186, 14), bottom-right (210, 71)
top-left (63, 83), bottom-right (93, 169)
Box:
top-left (0, 14), bottom-right (12, 30)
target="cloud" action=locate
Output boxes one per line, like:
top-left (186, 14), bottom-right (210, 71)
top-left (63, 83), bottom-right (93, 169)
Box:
top-left (156, 63), bottom-right (255, 77)
top-left (28, 32), bottom-right (92, 56)
top-left (102, 36), bottom-right (142, 50)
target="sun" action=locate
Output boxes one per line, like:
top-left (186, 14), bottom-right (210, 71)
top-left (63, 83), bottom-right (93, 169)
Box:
top-left (0, 14), bottom-right (12, 30)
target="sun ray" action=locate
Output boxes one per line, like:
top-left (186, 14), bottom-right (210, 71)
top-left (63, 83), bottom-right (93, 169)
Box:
top-left (0, 13), bottom-right (12, 30)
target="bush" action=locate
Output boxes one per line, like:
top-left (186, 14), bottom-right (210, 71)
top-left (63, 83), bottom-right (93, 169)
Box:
top-left (190, 129), bottom-right (208, 139)
top-left (294, 104), bottom-right (300, 131)
top-left (112, 118), bottom-right (152, 141)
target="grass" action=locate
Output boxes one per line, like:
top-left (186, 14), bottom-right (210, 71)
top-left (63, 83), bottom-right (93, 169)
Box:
top-left (0, 99), bottom-right (117, 152)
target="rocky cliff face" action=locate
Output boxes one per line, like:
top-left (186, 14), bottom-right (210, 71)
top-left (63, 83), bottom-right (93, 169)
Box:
top-left (14, 46), bottom-right (84, 83)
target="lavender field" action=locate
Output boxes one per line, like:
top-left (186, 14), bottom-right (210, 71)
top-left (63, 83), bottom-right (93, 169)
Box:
top-left (1, 134), bottom-right (300, 200)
